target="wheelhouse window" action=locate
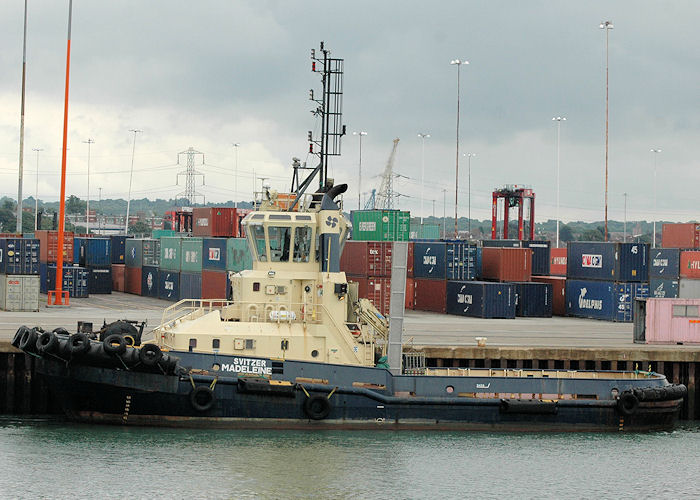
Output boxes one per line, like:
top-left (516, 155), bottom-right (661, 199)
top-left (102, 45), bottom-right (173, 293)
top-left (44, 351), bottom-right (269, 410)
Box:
top-left (268, 226), bottom-right (291, 262)
top-left (251, 224), bottom-right (267, 262)
top-left (293, 226), bottom-right (313, 262)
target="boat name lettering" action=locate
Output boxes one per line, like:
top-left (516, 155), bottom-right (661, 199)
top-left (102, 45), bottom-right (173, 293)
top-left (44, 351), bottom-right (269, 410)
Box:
top-left (581, 254), bottom-right (602, 268)
top-left (221, 358), bottom-right (272, 375)
top-left (578, 288), bottom-right (602, 310)
top-left (457, 294), bottom-right (473, 304)
top-left (476, 383), bottom-right (490, 389)
top-left (653, 258), bottom-right (668, 267)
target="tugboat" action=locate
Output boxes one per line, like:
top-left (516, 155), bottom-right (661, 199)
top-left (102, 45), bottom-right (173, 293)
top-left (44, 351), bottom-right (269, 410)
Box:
top-left (14, 43), bottom-right (686, 431)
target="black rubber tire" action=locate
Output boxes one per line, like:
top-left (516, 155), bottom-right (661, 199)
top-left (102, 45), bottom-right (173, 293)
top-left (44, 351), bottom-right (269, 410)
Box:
top-left (303, 395), bottom-right (332, 420)
top-left (617, 392), bottom-right (639, 416)
top-left (12, 326), bottom-right (30, 348)
top-left (103, 334), bottom-right (127, 355)
top-left (190, 386), bottom-right (215, 412)
top-left (18, 328), bottom-right (38, 352)
top-left (69, 333), bottom-right (91, 355)
top-left (52, 327), bottom-right (70, 337)
top-left (139, 344), bottom-right (162, 366)
top-left (36, 331), bottom-right (59, 354)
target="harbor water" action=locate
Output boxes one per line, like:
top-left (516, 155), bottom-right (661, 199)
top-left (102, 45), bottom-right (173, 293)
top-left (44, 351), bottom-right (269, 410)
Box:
top-left (0, 417), bottom-right (698, 499)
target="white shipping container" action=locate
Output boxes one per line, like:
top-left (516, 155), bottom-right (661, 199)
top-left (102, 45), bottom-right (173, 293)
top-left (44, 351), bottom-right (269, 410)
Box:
top-left (0, 274), bottom-right (40, 311)
top-left (679, 278), bottom-right (700, 299)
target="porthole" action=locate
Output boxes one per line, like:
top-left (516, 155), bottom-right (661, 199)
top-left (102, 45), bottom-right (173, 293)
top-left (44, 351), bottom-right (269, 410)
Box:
top-left (446, 385), bottom-right (454, 394)
top-left (212, 363), bottom-right (221, 372)
top-left (311, 349), bottom-right (319, 358)
top-left (610, 388), bottom-right (619, 398)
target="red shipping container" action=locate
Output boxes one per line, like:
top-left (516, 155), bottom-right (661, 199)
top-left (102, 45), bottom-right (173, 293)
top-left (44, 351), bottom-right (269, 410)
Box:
top-left (112, 264), bottom-right (126, 292)
top-left (550, 248), bottom-right (567, 276)
top-left (680, 251), bottom-right (700, 279)
top-left (662, 223), bottom-right (700, 249)
top-left (481, 247), bottom-right (532, 282)
top-left (201, 270), bottom-right (228, 299)
top-left (340, 241), bottom-right (393, 277)
top-left (405, 277), bottom-right (415, 310)
top-left (407, 242), bottom-right (414, 277)
top-left (35, 230), bottom-right (74, 264)
top-left (125, 266), bottom-right (142, 295)
top-left (532, 275), bottom-right (566, 316)
top-left (351, 276), bottom-right (391, 316)
top-left (413, 278), bottom-right (446, 313)
top-left (192, 207), bottom-right (244, 237)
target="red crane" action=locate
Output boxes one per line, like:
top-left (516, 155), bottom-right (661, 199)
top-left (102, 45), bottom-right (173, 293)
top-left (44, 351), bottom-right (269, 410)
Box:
top-left (491, 185), bottom-right (535, 240)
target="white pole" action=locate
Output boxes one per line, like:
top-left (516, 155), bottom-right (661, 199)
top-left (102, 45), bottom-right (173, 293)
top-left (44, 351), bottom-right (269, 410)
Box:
top-left (16, 0), bottom-right (28, 233)
top-left (418, 133), bottom-right (430, 225)
top-left (353, 132), bottom-right (367, 210)
top-left (125, 129), bottom-right (142, 234)
top-left (450, 59), bottom-right (469, 238)
top-left (32, 148), bottom-right (42, 231)
top-left (98, 187), bottom-right (102, 233)
top-left (83, 138), bottom-right (94, 233)
top-left (650, 149), bottom-right (661, 247)
top-left (233, 143), bottom-right (240, 209)
top-left (623, 192), bottom-right (627, 242)
top-left (552, 117), bottom-right (566, 247)
top-left (442, 188), bottom-right (447, 238)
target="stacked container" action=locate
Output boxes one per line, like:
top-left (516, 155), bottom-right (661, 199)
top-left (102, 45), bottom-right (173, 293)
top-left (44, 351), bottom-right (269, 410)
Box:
top-left (481, 239), bottom-right (551, 276)
top-left (40, 264), bottom-right (89, 298)
top-left (532, 276), bottom-right (566, 316)
top-left (413, 242), bottom-right (447, 313)
top-left (180, 238), bottom-right (203, 300)
top-left (480, 247), bottom-right (532, 282)
top-left (226, 238), bottom-right (253, 273)
top-left (649, 248), bottom-right (680, 298)
top-left (342, 241), bottom-right (394, 316)
top-left (679, 250), bottom-right (700, 298)
top-left (74, 237), bottom-right (112, 294)
top-left (192, 207), bottom-right (245, 238)
top-left (0, 237), bottom-right (40, 311)
top-left (350, 210), bottom-right (410, 241)
top-left (446, 281), bottom-right (516, 319)
top-left (35, 230), bottom-right (74, 264)
top-left (125, 238), bottom-right (160, 296)
top-left (549, 248), bottom-right (567, 276)
top-left (513, 282), bottom-right (552, 317)
top-left (202, 238), bottom-right (228, 299)
top-left (662, 223), bottom-right (700, 249)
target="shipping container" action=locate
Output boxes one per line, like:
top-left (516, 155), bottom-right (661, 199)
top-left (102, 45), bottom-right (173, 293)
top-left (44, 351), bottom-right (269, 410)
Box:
top-left (481, 239), bottom-right (522, 248)
top-left (74, 237), bottom-right (111, 267)
top-left (413, 242), bottom-right (446, 279)
top-left (532, 276), bottom-right (566, 316)
top-left (0, 238), bottom-right (39, 275)
top-left (181, 238), bottom-right (203, 273)
top-left (192, 207), bottom-right (244, 237)
top-left (409, 224), bottom-right (440, 240)
top-left (125, 239), bottom-right (143, 268)
top-left (445, 242), bottom-right (481, 281)
top-left (413, 278), bottom-right (447, 313)
top-left (480, 247), bottom-right (532, 282)
top-left (110, 235), bottom-right (130, 265)
top-left (180, 272), bottom-right (202, 299)
top-left (351, 276), bottom-right (391, 316)
top-left (680, 250), bottom-right (700, 279)
top-left (350, 210), bottom-right (410, 241)
top-left (662, 223), bottom-right (700, 249)
top-left (514, 282), bottom-right (552, 317)
top-left (406, 242), bottom-right (414, 277)
top-left (125, 266), bottom-right (142, 295)
top-left (565, 279), bottom-right (649, 322)
top-left (635, 298), bottom-right (700, 344)
top-left (679, 278), bottom-right (700, 299)
top-left (126, 238), bottom-right (160, 268)
top-left (567, 242), bottom-right (648, 282)
top-left (523, 241), bottom-right (551, 276)
top-left (340, 241), bottom-right (393, 277)
top-left (112, 264), bottom-right (125, 292)
top-left (158, 270), bottom-right (180, 301)
top-left (140, 266), bottom-right (159, 297)
top-left (160, 237), bottom-right (182, 271)
top-left (0, 274), bottom-right (40, 311)
top-left (87, 266), bottom-right (112, 294)
top-left (445, 281), bottom-right (516, 319)
top-left (550, 248), bottom-right (567, 276)
top-left (152, 229), bottom-right (178, 239)
top-left (201, 270), bottom-right (227, 299)
top-left (202, 238), bottom-right (228, 272)
top-left (405, 277), bottom-right (414, 310)
top-left (649, 278), bottom-right (679, 298)
top-left (35, 230), bottom-right (74, 264)
top-left (649, 248), bottom-right (680, 279)
top-left (226, 238), bottom-right (253, 272)
top-left (40, 264), bottom-right (89, 298)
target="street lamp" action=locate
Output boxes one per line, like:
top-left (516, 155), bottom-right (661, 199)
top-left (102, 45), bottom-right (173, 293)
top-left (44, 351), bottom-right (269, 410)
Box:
top-left (417, 133), bottom-right (430, 224)
top-left (464, 152), bottom-right (476, 238)
top-left (600, 20), bottom-right (613, 241)
top-left (83, 138), bottom-right (94, 233)
top-left (125, 129), bottom-right (142, 235)
top-left (552, 117), bottom-right (566, 247)
top-left (232, 143), bottom-right (240, 209)
top-left (32, 148), bottom-right (43, 231)
top-left (650, 148), bottom-right (662, 247)
top-left (451, 58), bottom-right (469, 238)
top-left (353, 131), bottom-right (367, 209)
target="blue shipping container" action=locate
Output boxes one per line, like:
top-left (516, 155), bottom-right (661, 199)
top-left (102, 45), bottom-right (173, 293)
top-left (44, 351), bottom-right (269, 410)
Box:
top-left (202, 238), bottom-right (227, 271)
top-left (0, 238), bottom-right (39, 275)
top-left (648, 248), bottom-right (680, 279)
top-left (88, 267), bottom-right (112, 294)
top-left (74, 238), bottom-right (111, 267)
top-left (158, 270), bottom-right (180, 301)
top-left (567, 242), bottom-right (649, 282)
top-left (445, 242), bottom-right (481, 281)
top-left (141, 266), bottom-right (159, 297)
top-left (110, 235), bottom-right (130, 265)
top-left (514, 282), bottom-right (552, 317)
top-left (446, 280), bottom-right (516, 319)
top-left (649, 278), bottom-right (679, 298)
top-left (40, 263), bottom-right (89, 298)
top-left (180, 272), bottom-right (202, 299)
top-left (565, 279), bottom-right (649, 322)
top-left (413, 242), bottom-right (446, 279)
top-left (523, 241), bottom-right (551, 276)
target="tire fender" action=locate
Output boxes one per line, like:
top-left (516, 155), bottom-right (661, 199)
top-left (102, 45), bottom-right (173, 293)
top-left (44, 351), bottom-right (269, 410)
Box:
top-left (303, 395), bottom-right (332, 420)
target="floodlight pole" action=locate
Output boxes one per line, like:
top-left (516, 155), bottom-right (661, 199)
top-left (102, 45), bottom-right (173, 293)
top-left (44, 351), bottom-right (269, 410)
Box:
top-left (83, 138), bottom-right (94, 233)
top-left (650, 148), bottom-right (661, 247)
top-left (418, 133), bottom-right (430, 224)
top-left (451, 59), bottom-right (469, 238)
top-left (32, 148), bottom-right (43, 231)
top-left (125, 129), bottom-right (142, 235)
top-left (600, 20), bottom-right (613, 241)
top-left (16, 0), bottom-right (28, 233)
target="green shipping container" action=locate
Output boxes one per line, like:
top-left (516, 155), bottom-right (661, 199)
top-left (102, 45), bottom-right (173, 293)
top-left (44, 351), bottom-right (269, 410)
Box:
top-left (226, 238), bottom-right (253, 272)
top-left (152, 229), bottom-right (178, 239)
top-left (181, 237), bottom-right (203, 272)
top-left (159, 237), bottom-right (182, 271)
top-left (410, 223), bottom-right (441, 240)
top-left (351, 210), bottom-right (410, 241)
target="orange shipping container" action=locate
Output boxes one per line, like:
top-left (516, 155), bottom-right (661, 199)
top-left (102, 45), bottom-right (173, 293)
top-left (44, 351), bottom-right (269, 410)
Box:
top-left (201, 270), bottom-right (228, 299)
top-left (112, 264), bottom-right (126, 292)
top-left (35, 230), bottom-right (74, 264)
top-left (532, 275), bottom-right (566, 316)
top-left (351, 276), bottom-right (391, 316)
top-left (405, 277), bottom-right (414, 310)
top-left (662, 223), bottom-right (700, 249)
top-left (550, 247), bottom-right (567, 276)
top-left (481, 247), bottom-right (532, 282)
top-left (125, 267), bottom-right (142, 295)
top-left (680, 251), bottom-right (700, 279)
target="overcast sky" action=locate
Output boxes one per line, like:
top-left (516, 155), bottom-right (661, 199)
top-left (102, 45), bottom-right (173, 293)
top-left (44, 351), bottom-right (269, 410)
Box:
top-left (1, 1), bottom-right (698, 223)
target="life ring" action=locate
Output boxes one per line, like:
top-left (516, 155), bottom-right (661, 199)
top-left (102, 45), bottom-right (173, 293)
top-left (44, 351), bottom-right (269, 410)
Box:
top-left (123, 335), bottom-right (136, 347)
top-left (139, 344), bottom-right (163, 366)
top-left (103, 334), bottom-right (127, 355)
top-left (303, 395), bottom-right (331, 420)
top-left (18, 328), bottom-right (38, 352)
top-left (617, 392), bottom-right (639, 416)
top-left (190, 386), bottom-right (215, 412)
top-left (69, 333), bottom-right (91, 355)
top-left (36, 331), bottom-right (59, 354)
